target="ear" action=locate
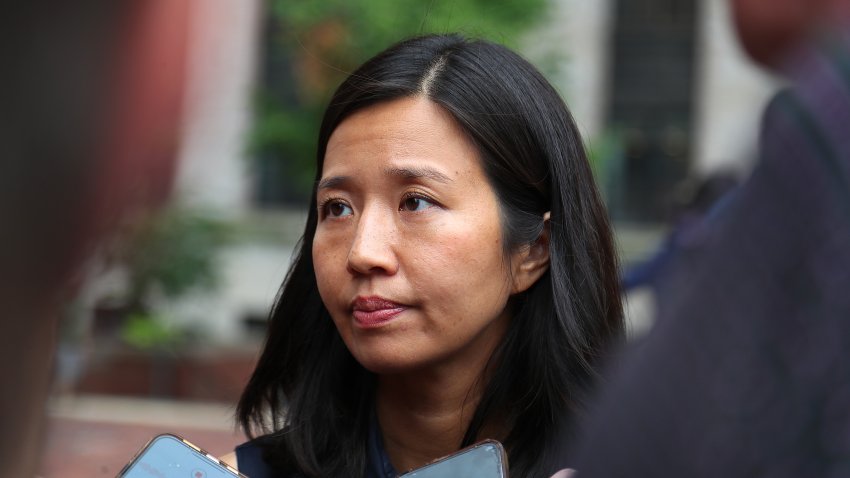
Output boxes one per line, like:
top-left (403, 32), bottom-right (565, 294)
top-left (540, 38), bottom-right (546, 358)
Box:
top-left (510, 212), bottom-right (551, 294)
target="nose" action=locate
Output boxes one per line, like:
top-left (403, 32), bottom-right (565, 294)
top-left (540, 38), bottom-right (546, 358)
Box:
top-left (346, 205), bottom-right (399, 276)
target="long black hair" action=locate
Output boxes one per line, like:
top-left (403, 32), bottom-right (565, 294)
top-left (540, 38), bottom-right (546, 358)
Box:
top-left (238, 33), bottom-right (623, 477)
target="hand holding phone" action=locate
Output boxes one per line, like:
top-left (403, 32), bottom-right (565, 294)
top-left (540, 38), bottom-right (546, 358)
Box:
top-left (117, 434), bottom-right (244, 478)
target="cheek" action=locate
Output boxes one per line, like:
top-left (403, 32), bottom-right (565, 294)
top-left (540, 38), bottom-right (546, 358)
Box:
top-left (312, 232), bottom-right (346, 298)
top-left (312, 235), bottom-right (354, 340)
top-left (411, 216), bottom-right (510, 310)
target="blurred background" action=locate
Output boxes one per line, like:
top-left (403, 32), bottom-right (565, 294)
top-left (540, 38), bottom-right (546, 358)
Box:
top-left (32, 0), bottom-right (780, 476)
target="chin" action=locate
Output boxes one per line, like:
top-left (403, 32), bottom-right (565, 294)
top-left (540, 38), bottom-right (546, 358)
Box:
top-left (355, 357), bottom-right (414, 375)
top-left (351, 349), bottom-right (429, 376)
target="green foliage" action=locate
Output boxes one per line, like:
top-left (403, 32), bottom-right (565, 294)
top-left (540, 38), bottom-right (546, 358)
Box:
top-left (254, 0), bottom-right (549, 202)
top-left (270, 0), bottom-right (547, 59)
top-left (121, 313), bottom-right (184, 351)
top-left (104, 208), bottom-right (230, 349)
top-left (587, 130), bottom-right (623, 182)
top-left (587, 129), bottom-right (626, 206)
top-left (118, 208), bottom-right (231, 308)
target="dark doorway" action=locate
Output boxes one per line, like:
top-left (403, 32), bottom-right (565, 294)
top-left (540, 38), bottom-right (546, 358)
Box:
top-left (606, 0), bottom-right (698, 222)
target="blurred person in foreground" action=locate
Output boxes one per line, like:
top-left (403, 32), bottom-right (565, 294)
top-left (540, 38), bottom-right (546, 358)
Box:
top-left (0, 2), bottom-right (188, 476)
top-left (621, 172), bottom-right (739, 304)
top-left (563, 0), bottom-right (850, 476)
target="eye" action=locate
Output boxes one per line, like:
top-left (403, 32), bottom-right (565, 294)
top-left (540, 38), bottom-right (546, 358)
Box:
top-left (321, 199), bottom-right (353, 218)
top-left (400, 194), bottom-right (436, 212)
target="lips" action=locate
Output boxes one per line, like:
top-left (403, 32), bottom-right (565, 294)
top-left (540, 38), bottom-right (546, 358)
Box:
top-left (351, 296), bottom-right (407, 327)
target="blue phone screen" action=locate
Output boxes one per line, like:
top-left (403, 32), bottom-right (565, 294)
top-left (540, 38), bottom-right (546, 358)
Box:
top-left (121, 435), bottom-right (237, 478)
top-left (401, 441), bottom-right (506, 478)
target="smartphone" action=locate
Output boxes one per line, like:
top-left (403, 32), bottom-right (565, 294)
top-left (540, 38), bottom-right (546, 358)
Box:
top-left (117, 433), bottom-right (245, 478)
top-left (399, 440), bottom-right (508, 478)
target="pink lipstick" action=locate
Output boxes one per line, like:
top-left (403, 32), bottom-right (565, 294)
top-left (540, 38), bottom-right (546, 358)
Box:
top-left (351, 296), bottom-right (406, 327)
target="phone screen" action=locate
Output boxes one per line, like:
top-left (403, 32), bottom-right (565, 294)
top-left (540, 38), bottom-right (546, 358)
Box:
top-left (399, 440), bottom-right (508, 478)
top-left (118, 434), bottom-right (242, 478)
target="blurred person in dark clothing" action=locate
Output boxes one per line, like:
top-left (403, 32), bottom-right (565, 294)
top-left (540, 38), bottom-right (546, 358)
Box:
top-left (561, 0), bottom-right (850, 476)
top-left (621, 172), bottom-right (740, 294)
top-left (0, 2), bottom-right (188, 476)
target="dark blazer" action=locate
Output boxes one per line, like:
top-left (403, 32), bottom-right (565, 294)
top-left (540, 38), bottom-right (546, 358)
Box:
top-left (571, 29), bottom-right (850, 477)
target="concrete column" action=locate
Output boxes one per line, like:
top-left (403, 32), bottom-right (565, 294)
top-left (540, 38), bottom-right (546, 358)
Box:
top-left (691, 0), bottom-right (780, 175)
top-left (175, 0), bottom-right (263, 215)
top-left (523, 0), bottom-right (614, 140)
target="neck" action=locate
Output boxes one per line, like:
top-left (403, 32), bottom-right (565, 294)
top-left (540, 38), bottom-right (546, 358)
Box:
top-left (375, 362), bottom-right (505, 473)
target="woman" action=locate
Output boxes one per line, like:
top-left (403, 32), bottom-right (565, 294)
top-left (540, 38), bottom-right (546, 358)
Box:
top-left (231, 33), bottom-right (623, 477)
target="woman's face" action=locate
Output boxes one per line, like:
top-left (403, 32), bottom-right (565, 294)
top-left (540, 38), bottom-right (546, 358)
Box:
top-left (313, 97), bottom-right (519, 375)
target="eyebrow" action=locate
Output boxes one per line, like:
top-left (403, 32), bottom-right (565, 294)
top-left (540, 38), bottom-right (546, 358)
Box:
top-left (384, 166), bottom-right (452, 184)
top-left (317, 166), bottom-right (452, 190)
top-left (317, 175), bottom-right (348, 190)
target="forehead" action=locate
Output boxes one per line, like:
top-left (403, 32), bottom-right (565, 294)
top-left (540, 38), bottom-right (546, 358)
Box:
top-left (322, 97), bottom-right (481, 177)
